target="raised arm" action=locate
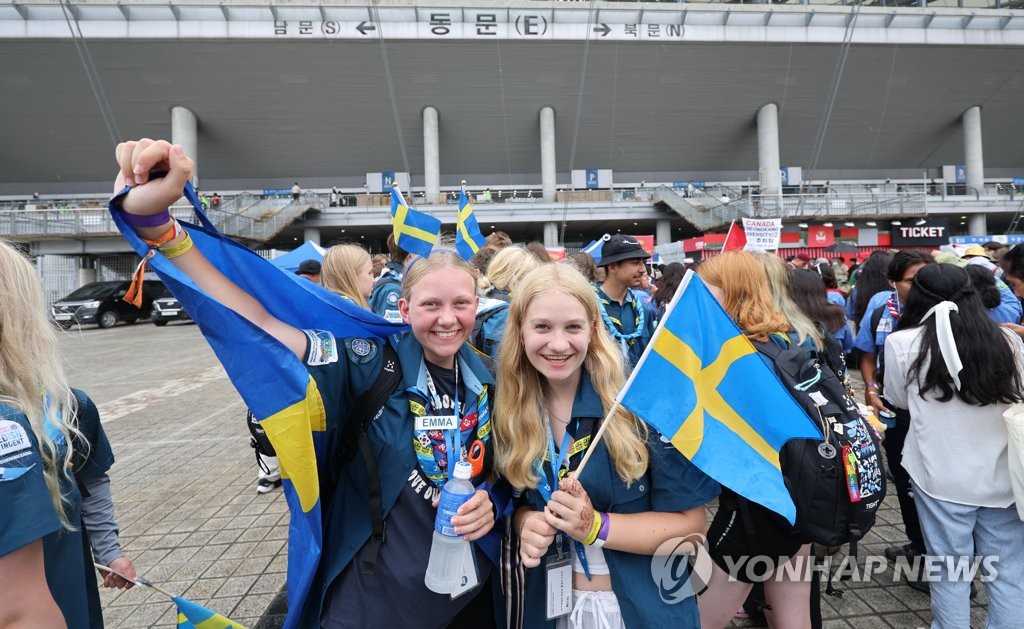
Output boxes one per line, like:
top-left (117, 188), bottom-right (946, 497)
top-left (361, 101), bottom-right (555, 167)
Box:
top-left (114, 139), bottom-right (306, 357)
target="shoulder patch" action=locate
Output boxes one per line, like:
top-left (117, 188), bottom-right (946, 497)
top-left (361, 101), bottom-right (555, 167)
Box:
top-left (304, 329), bottom-right (339, 366)
top-left (387, 292), bottom-right (399, 305)
top-left (345, 337), bottom-right (379, 364)
top-left (0, 419), bottom-right (34, 467)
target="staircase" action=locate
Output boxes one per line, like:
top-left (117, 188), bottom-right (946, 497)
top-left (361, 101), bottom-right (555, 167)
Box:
top-left (651, 185), bottom-right (745, 231)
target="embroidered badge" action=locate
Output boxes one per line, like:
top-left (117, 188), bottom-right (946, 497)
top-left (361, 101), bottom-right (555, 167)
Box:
top-left (303, 330), bottom-right (339, 366)
top-left (351, 338), bottom-right (372, 357)
top-left (387, 292), bottom-right (399, 305)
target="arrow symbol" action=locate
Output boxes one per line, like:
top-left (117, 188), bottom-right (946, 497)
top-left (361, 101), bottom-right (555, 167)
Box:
top-left (356, 21), bottom-right (376, 35)
top-left (593, 23), bottom-right (610, 37)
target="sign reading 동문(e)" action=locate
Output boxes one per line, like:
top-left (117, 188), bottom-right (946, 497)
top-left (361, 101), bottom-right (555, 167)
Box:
top-left (741, 218), bottom-right (782, 251)
top-left (266, 18), bottom-right (685, 41)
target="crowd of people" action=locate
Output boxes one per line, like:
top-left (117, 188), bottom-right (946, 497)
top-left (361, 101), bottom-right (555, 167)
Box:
top-left (3, 136), bottom-right (1022, 629)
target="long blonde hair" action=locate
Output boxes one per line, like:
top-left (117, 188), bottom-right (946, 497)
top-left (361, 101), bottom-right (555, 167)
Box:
top-left (0, 241), bottom-right (79, 527)
top-left (754, 252), bottom-right (824, 350)
top-left (494, 264), bottom-right (648, 489)
top-left (478, 246), bottom-right (540, 296)
top-left (697, 250), bottom-right (790, 343)
top-left (320, 244), bottom-right (371, 309)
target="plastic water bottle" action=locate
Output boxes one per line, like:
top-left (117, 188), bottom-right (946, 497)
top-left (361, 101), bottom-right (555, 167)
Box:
top-left (424, 461), bottom-right (475, 593)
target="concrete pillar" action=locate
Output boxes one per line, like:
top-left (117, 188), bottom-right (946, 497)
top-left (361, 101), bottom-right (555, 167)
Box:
top-left (540, 106), bottom-right (557, 202)
top-left (656, 219), bottom-right (672, 245)
top-left (423, 106), bottom-right (440, 205)
top-left (757, 103), bottom-right (781, 196)
top-left (968, 213), bottom-right (987, 237)
top-left (78, 256), bottom-right (96, 288)
top-left (543, 222), bottom-right (559, 248)
top-left (963, 106), bottom-right (985, 197)
top-left (303, 227), bottom-right (321, 245)
top-left (171, 105), bottom-right (198, 187)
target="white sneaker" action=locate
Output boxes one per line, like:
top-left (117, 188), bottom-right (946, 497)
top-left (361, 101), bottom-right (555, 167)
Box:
top-left (256, 478), bottom-right (282, 494)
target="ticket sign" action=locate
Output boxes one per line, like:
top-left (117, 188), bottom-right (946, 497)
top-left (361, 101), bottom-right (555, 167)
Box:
top-left (890, 218), bottom-right (950, 246)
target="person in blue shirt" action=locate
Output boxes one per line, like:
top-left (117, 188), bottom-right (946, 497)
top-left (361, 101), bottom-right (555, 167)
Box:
top-left (368, 234), bottom-right (410, 323)
top-left (853, 250), bottom-right (934, 584)
top-left (593, 235), bottom-right (657, 371)
top-left (493, 263), bottom-right (716, 628)
top-left (111, 140), bottom-right (507, 627)
top-left (0, 241), bottom-right (88, 628)
top-left (788, 268), bottom-right (853, 358)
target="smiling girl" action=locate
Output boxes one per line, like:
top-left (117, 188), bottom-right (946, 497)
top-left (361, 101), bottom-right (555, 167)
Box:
top-left (110, 139), bottom-right (504, 627)
top-left (493, 264), bottom-right (716, 628)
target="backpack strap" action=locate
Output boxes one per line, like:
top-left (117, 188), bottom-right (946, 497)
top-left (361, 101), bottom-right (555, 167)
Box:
top-left (323, 343), bottom-right (402, 575)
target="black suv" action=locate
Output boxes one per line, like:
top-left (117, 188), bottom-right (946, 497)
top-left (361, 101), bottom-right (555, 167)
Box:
top-left (150, 288), bottom-right (193, 326)
top-left (51, 280), bottom-right (163, 329)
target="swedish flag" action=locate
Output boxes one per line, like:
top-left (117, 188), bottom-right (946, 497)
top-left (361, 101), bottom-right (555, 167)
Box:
top-left (618, 271), bottom-right (820, 523)
top-left (174, 596), bottom-right (245, 628)
top-left (110, 183), bottom-right (408, 629)
top-left (390, 185), bottom-right (441, 258)
top-left (456, 183), bottom-right (487, 260)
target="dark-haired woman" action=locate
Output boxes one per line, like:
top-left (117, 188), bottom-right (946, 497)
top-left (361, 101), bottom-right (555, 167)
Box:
top-left (845, 250), bottom-right (893, 324)
top-left (884, 264), bottom-right (1024, 628)
top-left (790, 268), bottom-right (852, 357)
top-left (653, 262), bottom-right (686, 322)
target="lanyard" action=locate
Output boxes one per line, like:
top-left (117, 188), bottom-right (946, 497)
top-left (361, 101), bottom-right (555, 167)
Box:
top-left (426, 361), bottom-right (461, 478)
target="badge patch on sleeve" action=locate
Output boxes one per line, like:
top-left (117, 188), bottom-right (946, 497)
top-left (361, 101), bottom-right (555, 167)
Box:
top-left (387, 292), bottom-right (399, 305)
top-left (0, 419), bottom-right (34, 466)
top-left (345, 338), bottom-right (379, 364)
top-left (304, 330), bottom-right (339, 366)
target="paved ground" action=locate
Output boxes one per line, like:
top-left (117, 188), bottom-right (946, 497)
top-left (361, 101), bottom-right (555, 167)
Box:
top-left (60, 323), bottom-right (994, 628)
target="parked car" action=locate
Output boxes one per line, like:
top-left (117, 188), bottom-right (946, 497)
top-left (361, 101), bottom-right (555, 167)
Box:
top-left (51, 280), bottom-right (163, 329)
top-left (151, 289), bottom-right (193, 326)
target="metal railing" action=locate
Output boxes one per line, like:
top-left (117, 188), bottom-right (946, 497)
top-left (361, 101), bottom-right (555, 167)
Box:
top-left (737, 191), bottom-right (928, 220)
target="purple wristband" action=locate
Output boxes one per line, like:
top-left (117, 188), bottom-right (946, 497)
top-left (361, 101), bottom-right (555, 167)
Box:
top-left (121, 210), bottom-right (172, 229)
top-left (597, 511), bottom-right (610, 542)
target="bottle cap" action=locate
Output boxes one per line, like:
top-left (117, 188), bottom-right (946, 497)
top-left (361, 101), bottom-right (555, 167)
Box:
top-left (453, 461), bottom-right (472, 480)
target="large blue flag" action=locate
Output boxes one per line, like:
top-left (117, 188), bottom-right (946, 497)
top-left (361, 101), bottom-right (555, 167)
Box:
top-left (389, 185), bottom-right (441, 258)
top-left (618, 271), bottom-right (820, 523)
top-left (455, 184), bottom-right (486, 260)
top-left (110, 183), bottom-right (407, 629)
top-left (174, 595), bottom-right (245, 629)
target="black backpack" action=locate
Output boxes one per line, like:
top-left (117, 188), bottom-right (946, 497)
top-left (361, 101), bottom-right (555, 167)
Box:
top-left (753, 332), bottom-right (886, 547)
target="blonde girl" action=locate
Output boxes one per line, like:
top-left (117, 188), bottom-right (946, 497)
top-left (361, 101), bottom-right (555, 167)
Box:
top-left (320, 243), bottom-right (375, 309)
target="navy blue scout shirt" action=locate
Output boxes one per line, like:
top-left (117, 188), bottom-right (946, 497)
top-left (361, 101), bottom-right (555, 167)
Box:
top-left (0, 403), bottom-right (90, 628)
top-left (518, 371), bottom-right (719, 628)
top-left (368, 262), bottom-right (404, 323)
top-left (596, 287), bottom-right (656, 371)
top-left (302, 331), bottom-right (502, 627)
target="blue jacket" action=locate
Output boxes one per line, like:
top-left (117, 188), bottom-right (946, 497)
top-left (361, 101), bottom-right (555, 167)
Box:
top-left (517, 372), bottom-right (719, 628)
top-left (368, 263), bottom-right (404, 323)
top-left (302, 332), bottom-right (508, 626)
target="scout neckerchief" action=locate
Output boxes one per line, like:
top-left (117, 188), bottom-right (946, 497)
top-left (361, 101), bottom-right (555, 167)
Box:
top-left (596, 288), bottom-right (646, 358)
top-left (410, 359), bottom-right (492, 487)
top-left (533, 409), bottom-right (597, 580)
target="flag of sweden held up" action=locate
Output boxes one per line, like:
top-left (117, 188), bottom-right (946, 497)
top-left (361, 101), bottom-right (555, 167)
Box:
top-left (174, 596), bottom-right (245, 629)
top-left (390, 186), bottom-right (441, 258)
top-left (618, 272), bottom-right (820, 523)
top-left (110, 183), bottom-right (408, 629)
top-left (456, 185), bottom-right (487, 260)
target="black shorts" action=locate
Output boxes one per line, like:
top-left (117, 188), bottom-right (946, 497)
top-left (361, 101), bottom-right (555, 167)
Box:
top-left (706, 489), bottom-right (806, 584)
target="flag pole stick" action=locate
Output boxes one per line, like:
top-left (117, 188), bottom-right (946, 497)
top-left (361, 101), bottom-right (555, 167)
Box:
top-left (94, 563), bottom-right (176, 599)
top-left (572, 270), bottom-right (697, 479)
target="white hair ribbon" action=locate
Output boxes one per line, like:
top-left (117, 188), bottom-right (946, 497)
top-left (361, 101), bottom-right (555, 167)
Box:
top-left (922, 301), bottom-right (963, 390)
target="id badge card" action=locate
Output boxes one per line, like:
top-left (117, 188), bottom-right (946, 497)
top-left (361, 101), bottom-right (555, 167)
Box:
top-left (415, 415), bottom-right (458, 431)
top-left (545, 535), bottom-right (572, 620)
top-left (449, 541), bottom-right (480, 600)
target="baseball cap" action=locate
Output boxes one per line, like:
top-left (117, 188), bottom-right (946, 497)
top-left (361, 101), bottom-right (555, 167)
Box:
top-left (597, 234), bottom-right (650, 267)
top-left (296, 259), bottom-right (322, 275)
